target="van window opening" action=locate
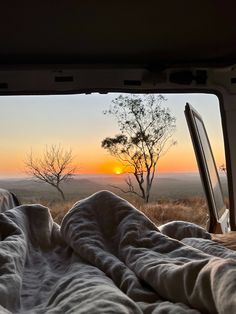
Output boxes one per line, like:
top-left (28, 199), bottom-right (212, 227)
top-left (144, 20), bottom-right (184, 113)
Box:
top-left (0, 93), bottom-right (227, 228)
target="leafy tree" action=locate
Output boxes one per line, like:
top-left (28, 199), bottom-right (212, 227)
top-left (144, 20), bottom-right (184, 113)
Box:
top-left (101, 94), bottom-right (176, 203)
top-left (25, 144), bottom-right (76, 200)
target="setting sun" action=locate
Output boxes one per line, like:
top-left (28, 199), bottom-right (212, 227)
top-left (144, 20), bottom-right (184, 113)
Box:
top-left (114, 167), bottom-right (122, 175)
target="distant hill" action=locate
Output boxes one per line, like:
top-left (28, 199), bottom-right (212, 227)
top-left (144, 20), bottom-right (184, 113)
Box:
top-left (0, 173), bottom-right (228, 203)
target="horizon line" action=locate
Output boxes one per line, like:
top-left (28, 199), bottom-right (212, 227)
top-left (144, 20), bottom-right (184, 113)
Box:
top-left (0, 171), bottom-right (203, 179)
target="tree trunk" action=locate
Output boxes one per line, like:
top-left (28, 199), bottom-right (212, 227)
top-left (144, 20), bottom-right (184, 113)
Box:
top-left (133, 172), bottom-right (146, 201)
top-left (145, 182), bottom-right (151, 202)
top-left (55, 186), bottom-right (65, 201)
top-left (145, 165), bottom-right (157, 203)
top-left (145, 170), bottom-right (151, 203)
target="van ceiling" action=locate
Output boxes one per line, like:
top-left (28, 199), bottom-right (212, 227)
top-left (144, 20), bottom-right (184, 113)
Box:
top-left (1, 1), bottom-right (236, 67)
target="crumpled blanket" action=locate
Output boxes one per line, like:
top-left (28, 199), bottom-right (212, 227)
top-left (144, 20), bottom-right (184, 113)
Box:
top-left (0, 188), bottom-right (19, 212)
top-left (0, 190), bottom-right (236, 314)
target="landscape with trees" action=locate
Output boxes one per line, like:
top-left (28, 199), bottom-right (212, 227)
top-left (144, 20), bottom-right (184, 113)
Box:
top-left (0, 93), bottom-right (227, 228)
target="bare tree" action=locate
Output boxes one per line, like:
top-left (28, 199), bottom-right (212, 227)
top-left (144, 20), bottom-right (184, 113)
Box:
top-left (25, 144), bottom-right (76, 200)
top-left (101, 94), bottom-right (176, 203)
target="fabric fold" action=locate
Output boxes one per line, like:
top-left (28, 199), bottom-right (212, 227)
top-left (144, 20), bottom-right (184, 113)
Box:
top-left (0, 190), bottom-right (235, 313)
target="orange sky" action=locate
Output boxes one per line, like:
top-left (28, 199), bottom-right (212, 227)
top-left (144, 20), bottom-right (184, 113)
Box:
top-left (0, 93), bottom-right (225, 177)
top-left (0, 142), bottom-right (223, 176)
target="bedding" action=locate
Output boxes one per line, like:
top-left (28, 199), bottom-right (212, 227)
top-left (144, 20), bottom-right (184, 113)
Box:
top-left (0, 188), bottom-right (19, 212)
top-left (211, 232), bottom-right (236, 251)
top-left (0, 190), bottom-right (236, 313)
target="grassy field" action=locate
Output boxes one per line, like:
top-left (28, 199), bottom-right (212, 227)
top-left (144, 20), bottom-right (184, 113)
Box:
top-left (0, 173), bottom-right (227, 228)
top-left (43, 197), bottom-right (208, 228)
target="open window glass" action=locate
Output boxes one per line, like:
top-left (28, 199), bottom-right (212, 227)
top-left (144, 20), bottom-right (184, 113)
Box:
top-left (185, 103), bottom-right (230, 233)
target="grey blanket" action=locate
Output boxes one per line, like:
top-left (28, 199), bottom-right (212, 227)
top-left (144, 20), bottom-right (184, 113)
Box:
top-left (0, 188), bottom-right (19, 212)
top-left (0, 190), bottom-right (236, 313)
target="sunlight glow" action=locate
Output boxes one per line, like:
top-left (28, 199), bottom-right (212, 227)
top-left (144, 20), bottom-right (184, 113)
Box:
top-left (114, 167), bottom-right (122, 175)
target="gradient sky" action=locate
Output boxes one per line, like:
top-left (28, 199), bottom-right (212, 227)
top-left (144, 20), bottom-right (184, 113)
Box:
top-left (0, 93), bottom-right (225, 177)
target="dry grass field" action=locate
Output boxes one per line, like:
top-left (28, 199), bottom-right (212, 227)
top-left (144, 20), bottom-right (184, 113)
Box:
top-left (39, 196), bottom-right (208, 228)
top-left (137, 197), bottom-right (208, 227)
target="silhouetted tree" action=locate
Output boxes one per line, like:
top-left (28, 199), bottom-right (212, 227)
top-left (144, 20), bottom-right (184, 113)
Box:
top-left (101, 94), bottom-right (176, 203)
top-left (25, 144), bottom-right (76, 200)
